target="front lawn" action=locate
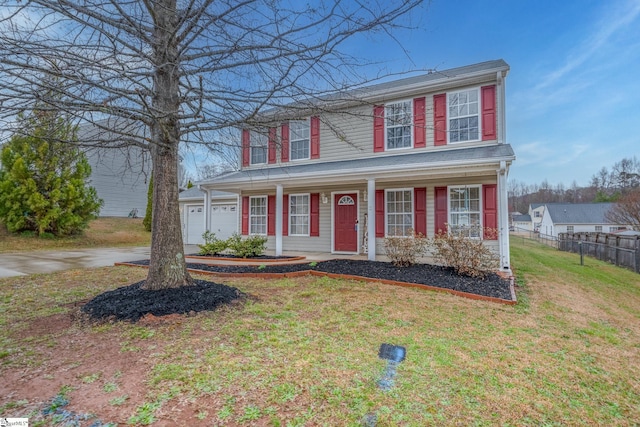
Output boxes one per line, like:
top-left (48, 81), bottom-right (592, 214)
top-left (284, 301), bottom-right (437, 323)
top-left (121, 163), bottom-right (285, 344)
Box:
top-left (0, 238), bottom-right (638, 425)
top-left (0, 217), bottom-right (151, 253)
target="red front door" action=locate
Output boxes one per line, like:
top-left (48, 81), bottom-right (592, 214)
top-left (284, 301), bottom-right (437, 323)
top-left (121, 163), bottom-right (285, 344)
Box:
top-left (334, 193), bottom-right (358, 252)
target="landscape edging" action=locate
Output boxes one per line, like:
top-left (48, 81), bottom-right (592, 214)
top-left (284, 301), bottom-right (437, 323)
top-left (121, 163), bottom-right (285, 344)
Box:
top-left (114, 262), bottom-right (517, 305)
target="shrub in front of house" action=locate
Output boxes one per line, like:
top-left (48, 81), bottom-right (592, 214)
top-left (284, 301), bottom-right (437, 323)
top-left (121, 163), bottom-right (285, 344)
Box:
top-left (383, 229), bottom-right (429, 267)
top-left (227, 232), bottom-right (267, 258)
top-left (198, 230), bottom-right (228, 256)
top-left (429, 227), bottom-right (499, 278)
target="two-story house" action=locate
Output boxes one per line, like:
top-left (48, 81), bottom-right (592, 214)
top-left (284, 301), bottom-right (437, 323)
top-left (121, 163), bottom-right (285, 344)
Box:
top-left (198, 59), bottom-right (516, 272)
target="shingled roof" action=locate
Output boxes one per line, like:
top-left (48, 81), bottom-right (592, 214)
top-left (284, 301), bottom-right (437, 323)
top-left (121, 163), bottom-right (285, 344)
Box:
top-left (545, 203), bottom-right (615, 225)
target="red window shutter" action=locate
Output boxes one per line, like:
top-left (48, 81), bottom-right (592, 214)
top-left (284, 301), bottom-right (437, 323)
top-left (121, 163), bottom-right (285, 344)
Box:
top-left (282, 194), bottom-right (289, 236)
top-left (481, 85), bottom-right (496, 141)
top-left (413, 97), bottom-right (426, 148)
top-left (375, 189), bottom-right (385, 237)
top-left (241, 129), bottom-right (250, 167)
top-left (433, 94), bottom-right (447, 146)
top-left (281, 122), bottom-right (290, 162)
top-left (268, 127), bottom-right (277, 164)
top-left (310, 193), bottom-right (320, 236)
top-left (310, 116), bottom-right (320, 159)
top-left (373, 105), bottom-right (385, 152)
top-left (241, 196), bottom-right (249, 235)
top-left (434, 186), bottom-right (448, 235)
top-left (483, 184), bottom-right (498, 240)
top-left (267, 195), bottom-right (275, 236)
top-left (414, 187), bottom-right (427, 236)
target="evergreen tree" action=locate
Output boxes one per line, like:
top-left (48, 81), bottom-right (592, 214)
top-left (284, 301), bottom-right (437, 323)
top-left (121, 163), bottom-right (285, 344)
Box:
top-left (143, 174), bottom-right (153, 232)
top-left (0, 110), bottom-right (103, 237)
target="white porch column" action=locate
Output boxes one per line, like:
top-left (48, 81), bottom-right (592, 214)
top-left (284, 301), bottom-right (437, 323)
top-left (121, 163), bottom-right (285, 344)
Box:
top-left (202, 186), bottom-right (212, 233)
top-left (275, 184), bottom-right (283, 256)
top-left (367, 178), bottom-right (376, 261)
top-left (497, 161), bottom-right (511, 271)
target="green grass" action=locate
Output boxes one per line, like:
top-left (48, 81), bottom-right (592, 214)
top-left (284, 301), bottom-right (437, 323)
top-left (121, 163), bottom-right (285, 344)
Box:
top-left (0, 217), bottom-right (150, 253)
top-left (1, 239), bottom-right (639, 425)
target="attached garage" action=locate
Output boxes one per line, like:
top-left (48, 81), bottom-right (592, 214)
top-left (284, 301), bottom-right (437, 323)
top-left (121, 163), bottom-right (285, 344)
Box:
top-left (179, 188), bottom-right (239, 245)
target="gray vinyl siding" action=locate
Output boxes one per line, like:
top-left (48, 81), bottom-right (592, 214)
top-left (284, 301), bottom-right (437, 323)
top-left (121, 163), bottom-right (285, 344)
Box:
top-left (241, 78), bottom-right (498, 171)
top-left (85, 146), bottom-right (151, 217)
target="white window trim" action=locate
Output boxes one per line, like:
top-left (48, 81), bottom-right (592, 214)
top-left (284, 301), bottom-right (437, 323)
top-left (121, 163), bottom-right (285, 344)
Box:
top-left (447, 87), bottom-right (482, 144)
top-left (384, 188), bottom-right (414, 237)
top-left (249, 131), bottom-right (267, 165)
top-left (447, 185), bottom-right (483, 239)
top-left (289, 119), bottom-right (311, 161)
top-left (288, 193), bottom-right (310, 237)
top-left (249, 195), bottom-right (267, 236)
top-left (385, 99), bottom-right (413, 151)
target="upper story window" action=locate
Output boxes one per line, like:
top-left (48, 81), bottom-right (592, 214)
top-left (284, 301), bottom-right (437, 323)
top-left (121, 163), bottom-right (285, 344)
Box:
top-left (250, 131), bottom-right (267, 165)
top-left (386, 189), bottom-right (413, 236)
top-left (449, 89), bottom-right (479, 143)
top-left (385, 101), bottom-right (412, 150)
top-left (249, 196), bottom-right (267, 235)
top-left (290, 120), bottom-right (310, 161)
top-left (449, 186), bottom-right (481, 238)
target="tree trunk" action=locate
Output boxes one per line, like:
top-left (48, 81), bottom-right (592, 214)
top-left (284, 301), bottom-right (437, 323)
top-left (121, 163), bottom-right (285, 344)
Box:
top-left (142, 0), bottom-right (192, 290)
top-left (143, 143), bottom-right (192, 290)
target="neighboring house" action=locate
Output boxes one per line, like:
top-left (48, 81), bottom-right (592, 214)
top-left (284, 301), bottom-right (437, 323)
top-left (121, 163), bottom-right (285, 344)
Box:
top-left (83, 146), bottom-right (150, 217)
top-left (198, 59), bottom-right (515, 272)
top-left (529, 203), bottom-right (545, 232)
top-left (538, 203), bottom-right (626, 237)
top-left (179, 187), bottom-right (239, 245)
top-left (511, 214), bottom-right (531, 231)
top-left (78, 121), bottom-right (151, 217)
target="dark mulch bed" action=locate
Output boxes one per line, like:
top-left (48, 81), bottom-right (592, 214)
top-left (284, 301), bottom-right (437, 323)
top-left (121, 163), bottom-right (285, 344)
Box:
top-left (81, 279), bottom-right (244, 322)
top-left (128, 259), bottom-right (513, 301)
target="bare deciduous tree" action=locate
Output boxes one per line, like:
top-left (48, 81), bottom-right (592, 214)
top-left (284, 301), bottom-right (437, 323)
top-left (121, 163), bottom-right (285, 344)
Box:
top-left (606, 190), bottom-right (640, 231)
top-left (0, 0), bottom-right (423, 289)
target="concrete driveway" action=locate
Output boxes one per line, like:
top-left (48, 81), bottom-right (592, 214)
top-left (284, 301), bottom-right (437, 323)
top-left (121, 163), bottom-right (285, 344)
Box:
top-left (0, 246), bottom-right (154, 278)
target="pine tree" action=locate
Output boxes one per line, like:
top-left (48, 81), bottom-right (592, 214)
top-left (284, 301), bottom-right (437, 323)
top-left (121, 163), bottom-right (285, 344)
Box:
top-left (0, 110), bottom-right (103, 237)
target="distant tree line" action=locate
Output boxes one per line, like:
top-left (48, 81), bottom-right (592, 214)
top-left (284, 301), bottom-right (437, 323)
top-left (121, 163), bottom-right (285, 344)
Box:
top-left (509, 157), bottom-right (640, 214)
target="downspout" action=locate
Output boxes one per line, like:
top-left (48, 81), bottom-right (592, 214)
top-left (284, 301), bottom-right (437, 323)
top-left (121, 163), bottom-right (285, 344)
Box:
top-left (497, 71), bottom-right (507, 144)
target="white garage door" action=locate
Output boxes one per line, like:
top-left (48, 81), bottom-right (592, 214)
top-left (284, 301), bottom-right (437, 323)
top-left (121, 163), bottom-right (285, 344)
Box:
top-left (210, 204), bottom-right (238, 240)
top-left (185, 203), bottom-right (238, 245)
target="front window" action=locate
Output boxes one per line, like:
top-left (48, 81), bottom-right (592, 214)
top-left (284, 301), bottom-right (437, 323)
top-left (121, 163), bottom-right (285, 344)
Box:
top-left (290, 120), bottom-right (310, 160)
top-left (289, 194), bottom-right (309, 236)
top-left (449, 186), bottom-right (481, 237)
top-left (386, 101), bottom-right (412, 149)
top-left (386, 189), bottom-right (413, 236)
top-left (249, 196), bottom-right (267, 235)
top-left (449, 89), bottom-right (479, 143)
top-left (250, 131), bottom-right (267, 165)
top-left (595, 226), bottom-right (602, 232)
top-left (567, 226), bottom-right (574, 233)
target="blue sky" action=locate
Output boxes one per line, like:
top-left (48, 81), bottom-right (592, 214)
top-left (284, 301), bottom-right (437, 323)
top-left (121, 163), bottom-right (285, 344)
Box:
top-left (347, 0), bottom-right (640, 187)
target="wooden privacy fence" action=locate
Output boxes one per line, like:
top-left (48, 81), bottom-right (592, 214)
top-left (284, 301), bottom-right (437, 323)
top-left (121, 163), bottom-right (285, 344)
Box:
top-left (557, 232), bottom-right (640, 273)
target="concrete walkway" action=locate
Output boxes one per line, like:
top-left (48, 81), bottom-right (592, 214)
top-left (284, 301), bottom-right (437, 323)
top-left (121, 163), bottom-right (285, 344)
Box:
top-left (0, 245), bottom-right (388, 279)
top-left (0, 246), bottom-right (152, 278)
